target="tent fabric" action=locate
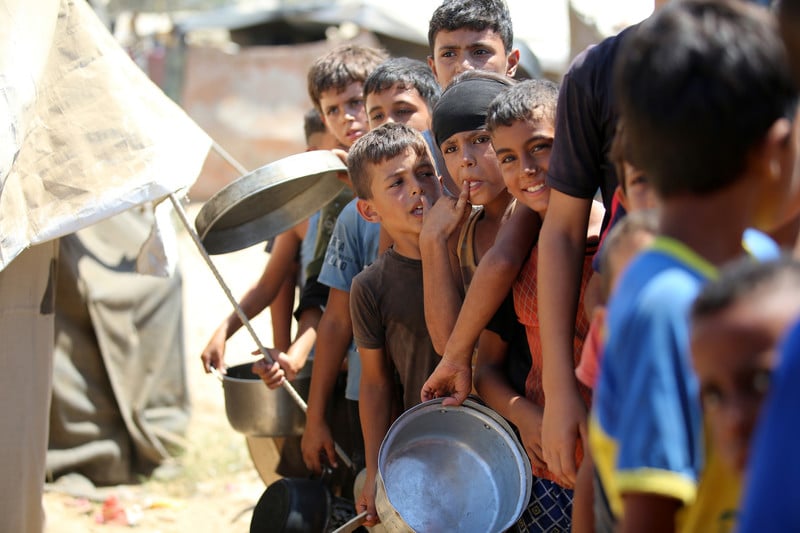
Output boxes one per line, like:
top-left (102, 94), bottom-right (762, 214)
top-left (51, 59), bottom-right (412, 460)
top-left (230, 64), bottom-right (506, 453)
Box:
top-left (0, 0), bottom-right (211, 272)
top-left (47, 206), bottom-right (190, 486)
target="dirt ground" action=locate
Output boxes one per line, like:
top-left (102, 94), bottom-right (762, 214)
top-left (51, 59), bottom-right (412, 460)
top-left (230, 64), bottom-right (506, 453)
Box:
top-left (43, 202), bottom-right (288, 533)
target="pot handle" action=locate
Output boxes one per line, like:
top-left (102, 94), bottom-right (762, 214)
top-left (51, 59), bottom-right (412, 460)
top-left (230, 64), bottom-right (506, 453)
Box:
top-left (209, 366), bottom-right (224, 383)
top-left (331, 511), bottom-right (367, 533)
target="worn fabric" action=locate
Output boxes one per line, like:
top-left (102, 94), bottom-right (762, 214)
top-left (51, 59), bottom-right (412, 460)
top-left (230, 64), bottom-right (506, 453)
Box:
top-left (511, 477), bottom-right (574, 533)
top-left (0, 242), bottom-right (57, 533)
top-left (319, 198), bottom-right (380, 401)
top-left (47, 207), bottom-right (189, 485)
top-left (350, 248), bottom-right (438, 411)
top-left (456, 205), bottom-right (485, 292)
top-left (512, 238), bottom-right (597, 484)
top-left (545, 27), bottom-right (637, 230)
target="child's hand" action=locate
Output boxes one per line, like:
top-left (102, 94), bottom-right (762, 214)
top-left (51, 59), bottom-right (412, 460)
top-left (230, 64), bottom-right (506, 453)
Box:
top-left (301, 421), bottom-right (338, 473)
top-left (421, 356), bottom-right (472, 406)
top-left (420, 181), bottom-right (470, 242)
top-left (356, 472), bottom-right (380, 527)
top-left (251, 348), bottom-right (298, 389)
top-left (514, 403), bottom-right (547, 471)
top-left (200, 325), bottom-right (228, 374)
top-left (542, 388), bottom-right (587, 488)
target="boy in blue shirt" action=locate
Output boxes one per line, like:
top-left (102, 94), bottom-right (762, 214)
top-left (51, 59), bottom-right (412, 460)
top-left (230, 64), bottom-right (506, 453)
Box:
top-left (590, 1), bottom-right (798, 532)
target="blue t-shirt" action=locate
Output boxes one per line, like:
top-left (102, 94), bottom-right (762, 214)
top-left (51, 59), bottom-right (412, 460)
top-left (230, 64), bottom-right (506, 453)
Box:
top-left (591, 231), bottom-right (779, 518)
top-left (738, 319), bottom-right (800, 532)
top-left (318, 198), bottom-right (380, 400)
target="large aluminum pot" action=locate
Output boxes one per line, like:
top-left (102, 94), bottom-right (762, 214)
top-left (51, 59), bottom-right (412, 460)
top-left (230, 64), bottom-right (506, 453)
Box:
top-left (219, 362), bottom-right (309, 438)
top-left (376, 398), bottom-right (531, 533)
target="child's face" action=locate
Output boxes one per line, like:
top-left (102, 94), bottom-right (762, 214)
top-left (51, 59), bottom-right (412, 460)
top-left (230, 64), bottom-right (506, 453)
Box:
top-left (428, 28), bottom-right (518, 88)
top-left (366, 83), bottom-right (432, 133)
top-left (440, 129), bottom-right (507, 208)
top-left (622, 162), bottom-right (658, 213)
top-left (318, 82), bottom-right (368, 148)
top-left (360, 148), bottom-right (441, 240)
top-left (491, 118), bottom-right (554, 215)
top-left (690, 292), bottom-right (795, 474)
top-left (306, 128), bottom-right (342, 152)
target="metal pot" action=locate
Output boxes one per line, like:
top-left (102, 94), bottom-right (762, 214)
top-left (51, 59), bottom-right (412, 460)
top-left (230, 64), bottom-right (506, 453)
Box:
top-left (375, 398), bottom-right (532, 533)
top-left (217, 362), bottom-right (309, 438)
top-left (250, 477), bottom-right (331, 533)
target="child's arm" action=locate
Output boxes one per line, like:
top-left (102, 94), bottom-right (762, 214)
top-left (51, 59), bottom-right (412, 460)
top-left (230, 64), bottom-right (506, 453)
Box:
top-left (421, 205), bottom-right (541, 404)
top-left (300, 288), bottom-right (353, 473)
top-left (537, 189), bottom-right (593, 487)
top-left (356, 345), bottom-right (393, 528)
top-left (474, 328), bottom-right (546, 471)
top-left (200, 224), bottom-right (304, 373)
top-left (572, 448), bottom-right (596, 533)
top-left (252, 307), bottom-right (321, 388)
top-left (420, 182), bottom-right (470, 354)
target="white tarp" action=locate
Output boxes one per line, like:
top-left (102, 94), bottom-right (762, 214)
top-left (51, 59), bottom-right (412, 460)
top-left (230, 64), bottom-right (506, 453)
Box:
top-left (0, 0), bottom-right (211, 272)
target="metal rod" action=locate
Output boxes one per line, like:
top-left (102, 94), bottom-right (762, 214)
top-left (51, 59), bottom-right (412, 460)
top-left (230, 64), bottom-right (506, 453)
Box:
top-left (168, 192), bottom-right (354, 470)
top-left (211, 140), bottom-right (248, 175)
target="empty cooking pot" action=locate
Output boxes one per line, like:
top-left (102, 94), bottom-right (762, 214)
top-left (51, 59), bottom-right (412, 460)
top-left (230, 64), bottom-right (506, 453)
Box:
top-left (376, 398), bottom-right (532, 532)
top-left (217, 362), bottom-right (309, 438)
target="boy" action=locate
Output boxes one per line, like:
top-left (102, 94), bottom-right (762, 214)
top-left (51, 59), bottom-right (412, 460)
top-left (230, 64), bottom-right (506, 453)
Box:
top-left (427, 0), bottom-right (519, 88)
top-left (590, 2), bottom-right (798, 532)
top-left (691, 257), bottom-right (800, 476)
top-left (473, 79), bottom-right (603, 532)
top-left (347, 123), bottom-right (442, 526)
top-left (299, 57), bottom-right (443, 476)
top-left (422, 71), bottom-right (515, 354)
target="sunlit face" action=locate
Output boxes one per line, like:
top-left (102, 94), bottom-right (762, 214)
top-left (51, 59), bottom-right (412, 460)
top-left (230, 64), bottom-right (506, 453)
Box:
top-left (318, 82), bottom-right (368, 148)
top-left (440, 129), bottom-right (507, 207)
top-left (360, 147), bottom-right (441, 242)
top-left (366, 84), bottom-right (433, 133)
top-left (428, 28), bottom-right (518, 88)
top-left (621, 162), bottom-right (658, 213)
top-left (691, 289), bottom-right (798, 474)
top-left (491, 119), bottom-right (554, 215)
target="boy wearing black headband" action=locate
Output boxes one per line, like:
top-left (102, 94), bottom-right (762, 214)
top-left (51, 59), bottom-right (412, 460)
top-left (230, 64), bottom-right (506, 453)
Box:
top-left (427, 0), bottom-right (519, 88)
top-left (420, 71), bottom-right (517, 355)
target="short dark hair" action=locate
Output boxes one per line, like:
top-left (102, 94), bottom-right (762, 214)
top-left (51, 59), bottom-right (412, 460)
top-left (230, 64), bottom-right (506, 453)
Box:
top-left (691, 255), bottom-right (800, 321)
top-left (363, 57), bottom-right (442, 111)
top-left (307, 44), bottom-right (388, 112)
top-left (485, 78), bottom-right (559, 133)
top-left (615, 0), bottom-right (798, 199)
top-left (303, 108), bottom-right (327, 143)
top-left (428, 0), bottom-right (514, 54)
top-left (347, 123), bottom-right (430, 200)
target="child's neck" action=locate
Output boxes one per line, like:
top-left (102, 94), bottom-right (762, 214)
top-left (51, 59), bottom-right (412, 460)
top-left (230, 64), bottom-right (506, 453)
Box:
top-left (659, 182), bottom-right (754, 267)
top-left (391, 233), bottom-right (423, 260)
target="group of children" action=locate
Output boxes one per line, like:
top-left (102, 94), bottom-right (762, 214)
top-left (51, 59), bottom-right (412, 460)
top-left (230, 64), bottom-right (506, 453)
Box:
top-left (200, 0), bottom-right (800, 531)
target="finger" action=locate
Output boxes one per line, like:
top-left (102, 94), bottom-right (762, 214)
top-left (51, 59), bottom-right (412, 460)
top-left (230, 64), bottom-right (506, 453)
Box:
top-left (201, 356), bottom-right (210, 374)
top-left (324, 441), bottom-right (338, 469)
top-left (557, 445), bottom-right (578, 488)
top-left (440, 389), bottom-right (467, 407)
top-left (456, 180), bottom-right (470, 209)
top-left (420, 194), bottom-right (432, 214)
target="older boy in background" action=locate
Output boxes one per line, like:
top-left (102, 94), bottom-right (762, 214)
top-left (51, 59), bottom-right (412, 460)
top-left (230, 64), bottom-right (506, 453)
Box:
top-left (591, 2), bottom-right (798, 532)
top-left (427, 0), bottom-right (518, 88)
top-left (347, 123), bottom-right (443, 526)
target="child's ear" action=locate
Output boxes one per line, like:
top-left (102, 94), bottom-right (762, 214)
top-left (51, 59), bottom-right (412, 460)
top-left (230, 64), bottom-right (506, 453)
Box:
top-left (505, 49), bottom-right (520, 78)
top-left (356, 198), bottom-right (381, 223)
top-left (427, 56), bottom-right (438, 82)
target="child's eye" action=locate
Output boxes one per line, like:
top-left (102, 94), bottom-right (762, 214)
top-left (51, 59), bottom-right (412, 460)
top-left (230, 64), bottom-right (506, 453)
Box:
top-left (531, 142), bottom-right (552, 153)
top-left (500, 154), bottom-right (516, 164)
top-left (326, 107), bottom-right (339, 117)
top-left (473, 48), bottom-right (490, 56)
top-left (474, 135), bottom-right (491, 145)
top-left (396, 108), bottom-right (413, 116)
top-left (441, 50), bottom-right (456, 58)
top-left (443, 145), bottom-right (457, 154)
top-left (701, 385), bottom-right (723, 410)
top-left (370, 112), bottom-right (385, 122)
